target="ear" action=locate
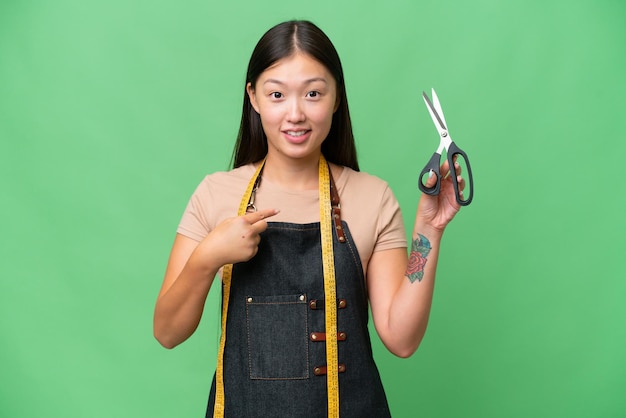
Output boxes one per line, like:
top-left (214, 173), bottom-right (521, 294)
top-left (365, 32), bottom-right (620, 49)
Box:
top-left (247, 82), bottom-right (260, 114)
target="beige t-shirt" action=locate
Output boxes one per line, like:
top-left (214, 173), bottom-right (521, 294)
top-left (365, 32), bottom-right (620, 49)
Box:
top-left (177, 164), bottom-right (407, 275)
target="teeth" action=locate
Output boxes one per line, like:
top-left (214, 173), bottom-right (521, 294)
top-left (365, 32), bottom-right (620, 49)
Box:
top-left (287, 130), bottom-right (307, 137)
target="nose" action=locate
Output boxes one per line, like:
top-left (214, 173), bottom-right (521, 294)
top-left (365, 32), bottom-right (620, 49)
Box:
top-left (286, 98), bottom-right (305, 123)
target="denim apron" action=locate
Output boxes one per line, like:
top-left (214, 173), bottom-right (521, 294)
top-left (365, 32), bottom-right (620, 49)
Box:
top-left (206, 168), bottom-right (391, 417)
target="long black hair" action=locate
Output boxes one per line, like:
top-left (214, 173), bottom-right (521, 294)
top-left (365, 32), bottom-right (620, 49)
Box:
top-left (231, 20), bottom-right (359, 171)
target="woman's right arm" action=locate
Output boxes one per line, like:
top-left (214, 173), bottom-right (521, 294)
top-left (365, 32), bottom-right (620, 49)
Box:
top-left (153, 208), bottom-right (279, 349)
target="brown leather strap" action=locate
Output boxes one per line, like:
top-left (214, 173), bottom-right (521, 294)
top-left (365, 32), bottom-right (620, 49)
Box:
top-left (310, 332), bottom-right (347, 342)
top-left (328, 167), bottom-right (346, 243)
top-left (314, 364), bottom-right (346, 376)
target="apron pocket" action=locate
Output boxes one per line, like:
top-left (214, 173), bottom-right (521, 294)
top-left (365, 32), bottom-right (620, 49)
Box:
top-left (245, 293), bottom-right (309, 380)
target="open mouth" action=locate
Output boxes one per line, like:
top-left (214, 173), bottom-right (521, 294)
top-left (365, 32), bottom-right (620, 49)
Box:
top-left (285, 130), bottom-right (309, 137)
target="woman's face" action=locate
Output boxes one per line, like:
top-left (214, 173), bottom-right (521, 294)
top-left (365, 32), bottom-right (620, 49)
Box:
top-left (247, 53), bottom-right (338, 163)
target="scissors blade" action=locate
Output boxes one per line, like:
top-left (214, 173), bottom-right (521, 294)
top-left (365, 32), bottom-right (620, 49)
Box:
top-left (431, 88), bottom-right (448, 129)
top-left (422, 90), bottom-right (447, 131)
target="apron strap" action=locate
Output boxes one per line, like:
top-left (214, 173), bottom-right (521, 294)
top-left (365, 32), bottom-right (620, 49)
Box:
top-left (329, 170), bottom-right (346, 243)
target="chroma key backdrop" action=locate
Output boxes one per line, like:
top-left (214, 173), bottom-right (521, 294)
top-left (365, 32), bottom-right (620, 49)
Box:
top-left (1, 0), bottom-right (625, 417)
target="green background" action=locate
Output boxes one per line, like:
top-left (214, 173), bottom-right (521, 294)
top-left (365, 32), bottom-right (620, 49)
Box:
top-left (1, 0), bottom-right (625, 417)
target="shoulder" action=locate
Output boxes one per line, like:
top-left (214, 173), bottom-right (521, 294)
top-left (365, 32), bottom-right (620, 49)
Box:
top-left (192, 164), bottom-right (256, 198)
top-left (332, 165), bottom-right (406, 271)
top-left (177, 164), bottom-right (258, 240)
top-left (336, 166), bottom-right (394, 199)
top-left (182, 164), bottom-right (257, 228)
top-left (336, 165), bottom-right (388, 185)
top-left (334, 165), bottom-right (401, 220)
top-left (201, 164), bottom-right (256, 187)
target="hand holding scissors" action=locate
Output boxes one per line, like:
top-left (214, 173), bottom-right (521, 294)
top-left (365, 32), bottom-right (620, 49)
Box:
top-left (418, 89), bottom-right (474, 206)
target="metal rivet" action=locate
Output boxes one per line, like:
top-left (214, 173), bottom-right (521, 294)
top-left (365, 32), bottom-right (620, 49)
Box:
top-left (247, 297), bottom-right (252, 303)
top-left (314, 367), bottom-right (321, 375)
top-left (339, 332), bottom-right (346, 340)
top-left (338, 299), bottom-right (347, 308)
top-left (311, 333), bottom-right (317, 340)
top-left (299, 295), bottom-right (305, 301)
top-left (441, 132), bottom-right (448, 137)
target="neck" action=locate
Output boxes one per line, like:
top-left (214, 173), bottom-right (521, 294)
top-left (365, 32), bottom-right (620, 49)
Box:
top-left (261, 153), bottom-right (321, 191)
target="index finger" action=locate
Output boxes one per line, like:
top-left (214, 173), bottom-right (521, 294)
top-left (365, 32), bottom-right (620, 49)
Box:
top-left (243, 208), bottom-right (280, 224)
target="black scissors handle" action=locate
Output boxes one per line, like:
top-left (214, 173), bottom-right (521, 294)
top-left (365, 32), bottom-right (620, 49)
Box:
top-left (418, 141), bottom-right (474, 206)
top-left (418, 152), bottom-right (444, 196)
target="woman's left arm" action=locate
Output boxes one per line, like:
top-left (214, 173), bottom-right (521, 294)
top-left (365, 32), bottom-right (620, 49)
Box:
top-left (368, 159), bottom-right (464, 358)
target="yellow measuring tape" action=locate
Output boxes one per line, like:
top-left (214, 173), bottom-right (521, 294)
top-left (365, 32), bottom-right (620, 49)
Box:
top-left (213, 160), bottom-right (264, 418)
top-left (213, 156), bottom-right (339, 417)
top-left (318, 156), bottom-right (340, 417)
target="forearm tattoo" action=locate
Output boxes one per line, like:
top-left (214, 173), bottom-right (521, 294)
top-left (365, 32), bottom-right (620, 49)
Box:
top-left (406, 234), bottom-right (432, 283)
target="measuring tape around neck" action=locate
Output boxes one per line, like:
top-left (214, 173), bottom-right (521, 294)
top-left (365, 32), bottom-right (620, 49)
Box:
top-left (318, 156), bottom-right (340, 417)
top-left (213, 160), bottom-right (264, 418)
top-left (213, 156), bottom-right (339, 417)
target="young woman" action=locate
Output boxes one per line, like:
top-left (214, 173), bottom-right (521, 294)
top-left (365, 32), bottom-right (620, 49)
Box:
top-left (154, 20), bottom-right (465, 417)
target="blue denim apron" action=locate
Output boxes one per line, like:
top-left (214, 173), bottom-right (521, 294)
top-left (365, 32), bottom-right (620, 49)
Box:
top-left (206, 174), bottom-right (391, 417)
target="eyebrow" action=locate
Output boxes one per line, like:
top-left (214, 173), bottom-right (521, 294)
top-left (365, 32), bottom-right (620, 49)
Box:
top-left (263, 77), bottom-right (328, 86)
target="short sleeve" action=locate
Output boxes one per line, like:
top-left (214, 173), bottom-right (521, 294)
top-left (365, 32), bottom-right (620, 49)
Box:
top-left (174, 166), bottom-right (256, 242)
top-left (373, 185), bottom-right (407, 252)
top-left (176, 177), bottom-right (213, 242)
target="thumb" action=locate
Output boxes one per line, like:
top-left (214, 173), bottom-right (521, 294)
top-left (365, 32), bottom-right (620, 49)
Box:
top-left (424, 170), bottom-right (439, 188)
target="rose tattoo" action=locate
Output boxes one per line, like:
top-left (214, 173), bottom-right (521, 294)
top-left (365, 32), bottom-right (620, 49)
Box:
top-left (407, 234), bottom-right (432, 283)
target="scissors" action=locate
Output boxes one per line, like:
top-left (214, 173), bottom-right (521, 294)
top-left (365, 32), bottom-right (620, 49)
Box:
top-left (418, 88), bottom-right (474, 206)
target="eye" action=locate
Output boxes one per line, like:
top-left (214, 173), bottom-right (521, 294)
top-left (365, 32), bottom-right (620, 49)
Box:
top-left (306, 91), bottom-right (320, 98)
top-left (270, 92), bottom-right (283, 99)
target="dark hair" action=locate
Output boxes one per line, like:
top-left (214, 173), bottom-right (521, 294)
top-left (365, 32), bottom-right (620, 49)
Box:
top-left (231, 20), bottom-right (359, 171)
